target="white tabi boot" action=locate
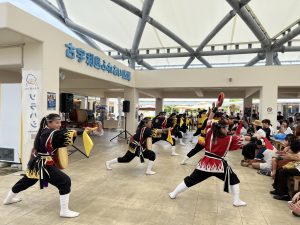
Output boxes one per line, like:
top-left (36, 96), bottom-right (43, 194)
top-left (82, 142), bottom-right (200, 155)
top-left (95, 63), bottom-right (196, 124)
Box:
top-left (60, 194), bottom-right (80, 218)
top-left (180, 156), bottom-right (189, 165)
top-left (105, 158), bottom-right (118, 170)
top-left (145, 160), bottom-right (156, 175)
top-left (230, 184), bottom-right (247, 207)
top-left (171, 146), bottom-right (179, 156)
top-left (169, 181), bottom-right (188, 199)
top-left (179, 138), bottom-right (186, 146)
top-left (3, 190), bottom-right (21, 205)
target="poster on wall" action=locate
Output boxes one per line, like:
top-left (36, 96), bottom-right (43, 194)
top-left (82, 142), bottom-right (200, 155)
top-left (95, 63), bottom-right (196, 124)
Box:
top-left (47, 92), bottom-right (56, 110)
top-left (22, 70), bottom-right (41, 143)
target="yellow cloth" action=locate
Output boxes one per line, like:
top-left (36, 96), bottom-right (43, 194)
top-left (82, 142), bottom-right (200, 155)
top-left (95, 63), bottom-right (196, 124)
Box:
top-left (197, 116), bottom-right (207, 128)
top-left (83, 130), bottom-right (94, 157)
top-left (197, 136), bottom-right (205, 145)
top-left (185, 118), bottom-right (189, 126)
top-left (179, 118), bottom-right (184, 127)
top-left (283, 161), bottom-right (296, 169)
top-left (57, 147), bottom-right (68, 169)
top-left (166, 129), bottom-right (174, 145)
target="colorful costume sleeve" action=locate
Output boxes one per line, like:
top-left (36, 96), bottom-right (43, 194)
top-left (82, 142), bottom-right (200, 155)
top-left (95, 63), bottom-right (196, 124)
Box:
top-left (151, 128), bottom-right (159, 138)
top-left (52, 130), bottom-right (76, 149)
top-left (235, 121), bottom-right (243, 136)
top-left (229, 135), bottom-right (243, 151)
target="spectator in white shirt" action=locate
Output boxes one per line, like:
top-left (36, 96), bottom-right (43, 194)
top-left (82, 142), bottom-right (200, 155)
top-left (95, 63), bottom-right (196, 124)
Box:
top-left (279, 120), bottom-right (293, 135)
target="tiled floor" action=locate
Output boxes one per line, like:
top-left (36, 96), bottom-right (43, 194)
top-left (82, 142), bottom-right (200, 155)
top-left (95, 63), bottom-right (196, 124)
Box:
top-left (0, 131), bottom-right (299, 225)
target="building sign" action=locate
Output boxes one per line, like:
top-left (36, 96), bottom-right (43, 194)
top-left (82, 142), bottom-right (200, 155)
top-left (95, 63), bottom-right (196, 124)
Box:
top-left (65, 43), bottom-right (131, 81)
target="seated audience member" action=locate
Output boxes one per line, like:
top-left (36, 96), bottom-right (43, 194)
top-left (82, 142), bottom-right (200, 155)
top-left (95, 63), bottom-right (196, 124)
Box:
top-left (242, 120), bottom-right (266, 160)
top-left (249, 140), bottom-right (277, 176)
top-left (262, 119), bottom-right (271, 140)
top-left (270, 140), bottom-right (300, 201)
top-left (271, 134), bottom-right (297, 179)
top-left (279, 120), bottom-right (293, 135)
top-left (289, 191), bottom-right (300, 217)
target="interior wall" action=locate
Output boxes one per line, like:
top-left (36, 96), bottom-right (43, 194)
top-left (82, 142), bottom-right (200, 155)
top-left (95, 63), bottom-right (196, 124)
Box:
top-left (0, 3), bottom-right (136, 88)
top-left (0, 46), bottom-right (22, 67)
top-left (135, 65), bottom-right (300, 88)
top-left (0, 70), bottom-right (21, 83)
top-left (0, 83), bottom-right (22, 163)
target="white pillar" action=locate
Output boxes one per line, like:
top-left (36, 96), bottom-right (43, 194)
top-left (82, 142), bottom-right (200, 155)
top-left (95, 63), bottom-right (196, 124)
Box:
top-left (21, 43), bottom-right (60, 170)
top-left (259, 84), bottom-right (278, 127)
top-left (155, 98), bottom-right (163, 115)
top-left (124, 88), bottom-right (139, 134)
top-left (117, 97), bottom-right (123, 129)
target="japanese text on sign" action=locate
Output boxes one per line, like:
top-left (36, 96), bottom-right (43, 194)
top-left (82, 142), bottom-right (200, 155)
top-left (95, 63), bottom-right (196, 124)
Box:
top-left (65, 43), bottom-right (131, 81)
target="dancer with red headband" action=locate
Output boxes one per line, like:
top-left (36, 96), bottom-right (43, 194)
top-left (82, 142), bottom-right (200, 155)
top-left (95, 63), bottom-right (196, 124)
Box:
top-left (169, 93), bottom-right (249, 207)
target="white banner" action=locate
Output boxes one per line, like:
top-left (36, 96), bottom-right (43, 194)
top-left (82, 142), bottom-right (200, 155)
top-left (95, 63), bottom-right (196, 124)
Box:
top-left (22, 70), bottom-right (42, 146)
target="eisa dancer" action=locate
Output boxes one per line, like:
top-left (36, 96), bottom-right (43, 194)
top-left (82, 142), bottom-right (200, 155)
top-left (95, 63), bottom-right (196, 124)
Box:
top-left (152, 112), bottom-right (178, 156)
top-left (166, 113), bottom-right (185, 146)
top-left (169, 93), bottom-right (247, 207)
top-left (3, 114), bottom-right (80, 217)
top-left (180, 111), bottom-right (225, 165)
top-left (106, 117), bottom-right (168, 175)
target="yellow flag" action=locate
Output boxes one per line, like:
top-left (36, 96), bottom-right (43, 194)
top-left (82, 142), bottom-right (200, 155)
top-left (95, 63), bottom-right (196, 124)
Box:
top-left (166, 129), bottom-right (174, 145)
top-left (180, 118), bottom-right (184, 127)
top-left (83, 130), bottom-right (94, 157)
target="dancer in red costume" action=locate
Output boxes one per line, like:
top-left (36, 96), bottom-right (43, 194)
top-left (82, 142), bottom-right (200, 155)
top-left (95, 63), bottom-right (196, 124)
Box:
top-left (169, 93), bottom-right (248, 207)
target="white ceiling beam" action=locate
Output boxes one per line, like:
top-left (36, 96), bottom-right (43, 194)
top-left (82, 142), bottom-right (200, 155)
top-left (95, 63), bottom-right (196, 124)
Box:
top-left (245, 87), bottom-right (259, 98)
top-left (192, 88), bottom-right (204, 97)
top-left (138, 89), bottom-right (162, 98)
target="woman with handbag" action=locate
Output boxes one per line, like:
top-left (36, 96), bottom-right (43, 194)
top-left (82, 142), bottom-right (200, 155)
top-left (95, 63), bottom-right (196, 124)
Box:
top-left (105, 117), bottom-right (167, 175)
top-left (3, 113), bottom-right (79, 218)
